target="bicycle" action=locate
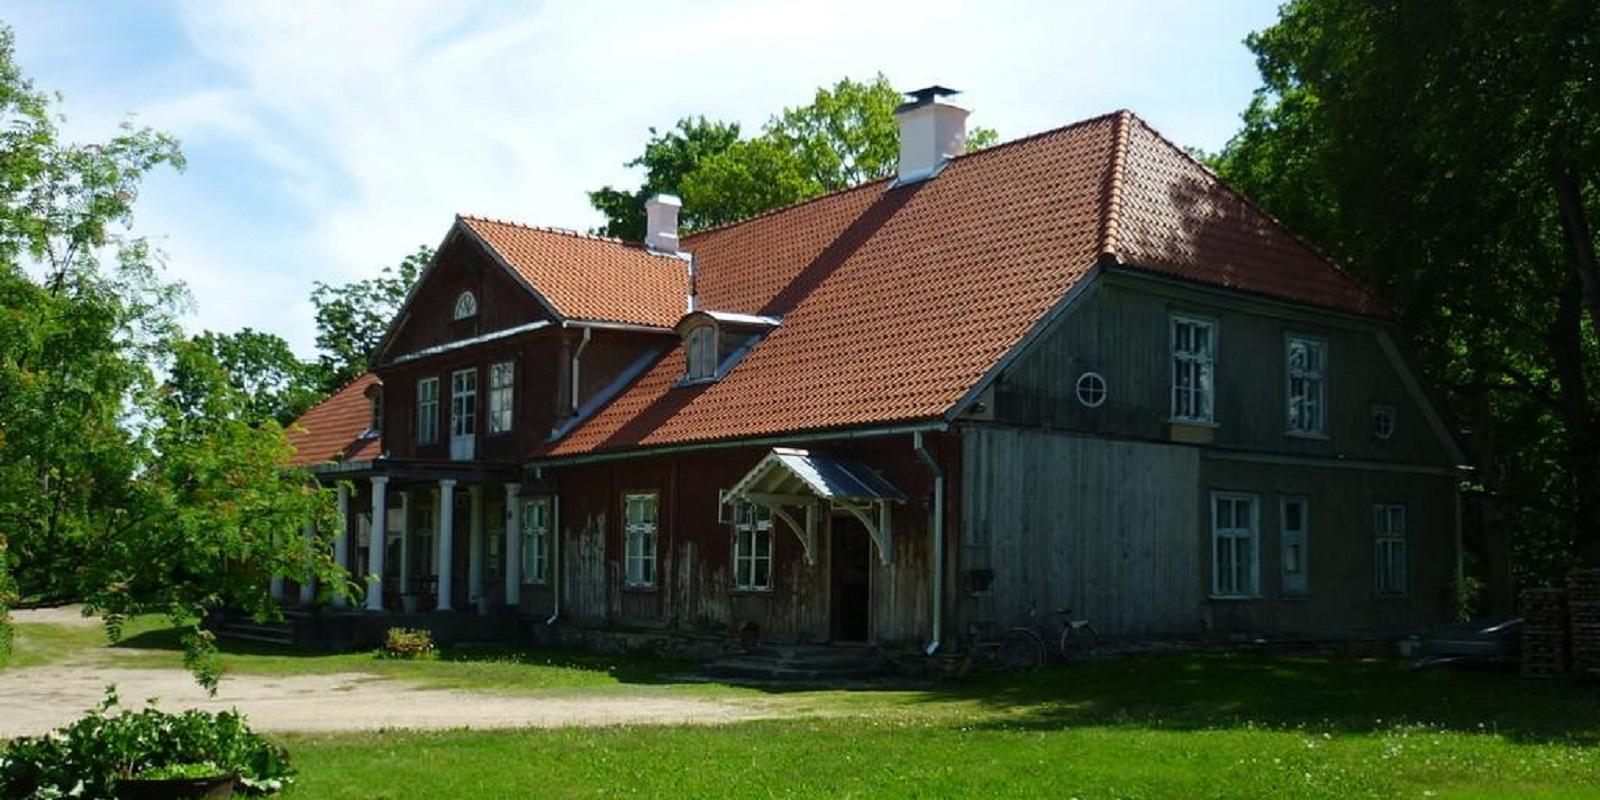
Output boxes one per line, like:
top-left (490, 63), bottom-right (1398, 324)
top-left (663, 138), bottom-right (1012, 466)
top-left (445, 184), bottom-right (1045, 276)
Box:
top-left (956, 608), bottom-right (1098, 675)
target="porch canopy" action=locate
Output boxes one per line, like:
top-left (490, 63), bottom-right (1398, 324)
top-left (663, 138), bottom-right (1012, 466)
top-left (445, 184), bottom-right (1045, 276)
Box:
top-left (725, 448), bottom-right (906, 566)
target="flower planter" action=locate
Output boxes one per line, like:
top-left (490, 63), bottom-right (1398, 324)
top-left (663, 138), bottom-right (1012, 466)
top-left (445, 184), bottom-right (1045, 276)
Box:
top-left (117, 774), bottom-right (236, 800)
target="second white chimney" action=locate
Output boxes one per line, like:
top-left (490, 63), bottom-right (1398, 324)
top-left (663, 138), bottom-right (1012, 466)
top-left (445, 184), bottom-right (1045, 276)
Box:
top-left (645, 193), bottom-right (682, 252)
top-left (894, 86), bottom-right (969, 186)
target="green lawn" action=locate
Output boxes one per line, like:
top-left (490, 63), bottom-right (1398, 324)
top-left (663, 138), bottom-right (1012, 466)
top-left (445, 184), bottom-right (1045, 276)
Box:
top-left (8, 616), bottom-right (1600, 798)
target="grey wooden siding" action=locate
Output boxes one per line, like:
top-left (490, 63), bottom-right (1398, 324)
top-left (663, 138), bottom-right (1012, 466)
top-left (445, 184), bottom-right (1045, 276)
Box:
top-left (992, 273), bottom-right (1455, 467)
top-left (960, 426), bottom-right (1204, 637)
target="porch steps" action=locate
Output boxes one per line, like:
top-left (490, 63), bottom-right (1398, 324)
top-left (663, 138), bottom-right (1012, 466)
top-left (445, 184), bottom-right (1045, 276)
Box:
top-left (701, 644), bottom-right (891, 681)
top-left (210, 617), bottom-right (295, 647)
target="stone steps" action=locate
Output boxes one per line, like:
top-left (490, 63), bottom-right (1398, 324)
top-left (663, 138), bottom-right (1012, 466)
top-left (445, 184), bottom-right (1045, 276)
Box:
top-left (210, 619), bottom-right (294, 647)
top-left (702, 644), bottom-right (891, 681)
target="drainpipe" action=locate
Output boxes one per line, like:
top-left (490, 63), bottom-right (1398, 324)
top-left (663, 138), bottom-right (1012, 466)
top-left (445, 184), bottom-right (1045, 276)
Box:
top-left (913, 431), bottom-right (944, 656)
top-left (541, 467), bottom-right (562, 627)
top-left (569, 327), bottom-right (592, 413)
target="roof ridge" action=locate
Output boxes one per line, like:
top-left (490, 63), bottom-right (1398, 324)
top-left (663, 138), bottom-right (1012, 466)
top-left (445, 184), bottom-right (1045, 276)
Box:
top-left (1097, 109), bottom-right (1134, 258)
top-left (458, 214), bottom-right (684, 261)
top-left (1116, 114), bottom-right (1394, 317)
top-left (684, 109), bottom-right (1130, 243)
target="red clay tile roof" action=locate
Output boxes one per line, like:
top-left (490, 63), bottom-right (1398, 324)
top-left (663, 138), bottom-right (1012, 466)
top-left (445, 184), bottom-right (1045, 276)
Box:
top-left (531, 110), bottom-right (1388, 457)
top-left (285, 373), bottom-right (381, 467)
top-left (459, 216), bottom-right (689, 328)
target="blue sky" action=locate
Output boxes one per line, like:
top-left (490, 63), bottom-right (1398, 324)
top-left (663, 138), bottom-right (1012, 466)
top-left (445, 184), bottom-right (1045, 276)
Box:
top-left (6, 0), bottom-right (1280, 357)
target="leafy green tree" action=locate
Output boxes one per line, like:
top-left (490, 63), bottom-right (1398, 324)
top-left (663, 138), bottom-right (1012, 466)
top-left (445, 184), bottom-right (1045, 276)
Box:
top-left (0, 24), bottom-right (340, 687)
top-left (591, 75), bottom-right (999, 235)
top-left (308, 245), bottom-right (429, 394)
top-left (1212, 1), bottom-right (1600, 591)
top-left (185, 329), bottom-right (321, 426)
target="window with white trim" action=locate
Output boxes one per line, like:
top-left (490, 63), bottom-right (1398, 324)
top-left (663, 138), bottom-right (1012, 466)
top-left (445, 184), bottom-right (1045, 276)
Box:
top-left (1211, 492), bottom-right (1258, 598)
top-left (685, 324), bottom-right (717, 381)
top-left (1171, 316), bottom-right (1215, 423)
top-left (1287, 336), bottom-right (1327, 435)
top-left (623, 492), bottom-right (659, 588)
top-left (1372, 404), bottom-right (1397, 441)
top-left (453, 291), bottom-right (478, 320)
top-left (368, 390), bottom-right (383, 436)
top-left (1375, 503), bottom-right (1408, 595)
top-left (1281, 496), bottom-right (1309, 596)
top-left (488, 361), bottom-right (514, 435)
top-left (1076, 371), bottom-right (1107, 408)
top-left (522, 497), bottom-right (551, 585)
top-left (417, 377), bottom-right (439, 444)
top-left (732, 503), bottom-right (773, 591)
top-left (450, 368), bottom-right (477, 436)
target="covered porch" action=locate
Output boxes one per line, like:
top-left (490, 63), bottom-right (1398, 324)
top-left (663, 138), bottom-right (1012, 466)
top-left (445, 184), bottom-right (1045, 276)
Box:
top-left (272, 458), bottom-right (546, 617)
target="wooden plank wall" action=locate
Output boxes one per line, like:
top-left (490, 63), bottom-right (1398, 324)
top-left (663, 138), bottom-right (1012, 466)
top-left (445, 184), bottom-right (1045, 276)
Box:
top-left (961, 426), bottom-right (1204, 637)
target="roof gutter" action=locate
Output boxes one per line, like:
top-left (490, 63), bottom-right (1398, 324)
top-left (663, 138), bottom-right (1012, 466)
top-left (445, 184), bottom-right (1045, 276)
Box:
top-left (529, 421), bottom-right (949, 469)
top-left (913, 431), bottom-right (944, 656)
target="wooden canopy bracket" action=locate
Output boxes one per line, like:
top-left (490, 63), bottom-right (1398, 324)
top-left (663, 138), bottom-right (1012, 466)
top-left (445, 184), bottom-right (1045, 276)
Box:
top-left (841, 500), bottom-right (893, 566)
top-left (744, 492), bottom-right (819, 565)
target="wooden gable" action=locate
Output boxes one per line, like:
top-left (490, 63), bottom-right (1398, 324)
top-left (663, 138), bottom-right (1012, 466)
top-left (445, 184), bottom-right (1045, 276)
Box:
top-left (378, 231), bottom-right (551, 363)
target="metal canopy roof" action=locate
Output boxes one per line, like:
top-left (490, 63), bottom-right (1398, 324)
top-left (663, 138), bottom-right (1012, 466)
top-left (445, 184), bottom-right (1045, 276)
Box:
top-left (730, 447), bottom-right (906, 503)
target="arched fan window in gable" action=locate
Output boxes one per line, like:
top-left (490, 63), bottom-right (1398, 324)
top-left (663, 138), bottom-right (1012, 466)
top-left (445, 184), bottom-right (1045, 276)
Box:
top-left (453, 290), bottom-right (478, 320)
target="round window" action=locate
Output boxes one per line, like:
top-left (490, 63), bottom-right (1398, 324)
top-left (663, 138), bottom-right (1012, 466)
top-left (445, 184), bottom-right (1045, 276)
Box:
top-left (1076, 371), bottom-right (1108, 408)
top-left (1372, 405), bottom-right (1396, 440)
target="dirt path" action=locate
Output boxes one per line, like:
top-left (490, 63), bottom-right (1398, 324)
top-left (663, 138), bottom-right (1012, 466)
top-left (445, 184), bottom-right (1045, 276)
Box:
top-left (0, 665), bottom-right (767, 737)
top-left (2, 607), bottom-right (769, 736)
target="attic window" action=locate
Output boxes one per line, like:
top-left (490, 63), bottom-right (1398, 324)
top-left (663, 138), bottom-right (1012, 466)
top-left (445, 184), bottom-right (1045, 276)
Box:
top-left (453, 291), bottom-right (478, 320)
top-left (685, 323), bottom-right (718, 382)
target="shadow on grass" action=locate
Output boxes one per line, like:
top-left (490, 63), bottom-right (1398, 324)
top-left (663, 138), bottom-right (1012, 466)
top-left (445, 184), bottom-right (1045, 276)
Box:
top-left (924, 653), bottom-right (1600, 746)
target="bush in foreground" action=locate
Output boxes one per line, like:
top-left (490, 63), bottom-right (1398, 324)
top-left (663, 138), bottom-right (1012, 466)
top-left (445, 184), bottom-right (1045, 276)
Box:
top-left (379, 627), bottom-right (436, 660)
top-left (0, 687), bottom-right (293, 798)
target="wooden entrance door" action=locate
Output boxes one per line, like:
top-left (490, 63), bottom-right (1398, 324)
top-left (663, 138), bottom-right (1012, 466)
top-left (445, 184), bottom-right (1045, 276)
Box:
top-left (830, 515), bottom-right (871, 642)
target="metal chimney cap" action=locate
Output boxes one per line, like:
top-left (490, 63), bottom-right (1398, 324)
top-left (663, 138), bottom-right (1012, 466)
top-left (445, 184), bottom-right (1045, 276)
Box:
top-left (896, 86), bottom-right (962, 113)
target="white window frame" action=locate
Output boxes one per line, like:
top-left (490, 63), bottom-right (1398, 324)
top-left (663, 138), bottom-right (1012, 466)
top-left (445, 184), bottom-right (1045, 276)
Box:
top-left (453, 290), bottom-right (478, 320)
top-left (684, 324), bottom-right (718, 382)
top-left (1280, 495), bottom-right (1309, 596)
top-left (367, 390), bottom-right (383, 437)
top-left (1075, 371), bottom-right (1107, 408)
top-left (1210, 491), bottom-right (1259, 599)
top-left (1170, 315), bottom-right (1216, 424)
top-left (623, 492), bottom-right (659, 588)
top-left (1372, 404), bottom-right (1397, 441)
top-left (416, 377), bottom-right (439, 445)
top-left (1286, 335), bottom-right (1328, 436)
top-left (522, 497), bottom-right (551, 585)
top-left (1375, 503), bottom-right (1408, 596)
top-left (450, 368), bottom-right (477, 460)
top-left (488, 360), bottom-right (515, 435)
top-left (732, 503), bottom-right (774, 591)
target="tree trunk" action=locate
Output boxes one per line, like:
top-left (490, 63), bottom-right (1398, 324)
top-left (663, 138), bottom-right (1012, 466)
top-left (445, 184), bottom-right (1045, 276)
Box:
top-left (1548, 271), bottom-right (1600, 566)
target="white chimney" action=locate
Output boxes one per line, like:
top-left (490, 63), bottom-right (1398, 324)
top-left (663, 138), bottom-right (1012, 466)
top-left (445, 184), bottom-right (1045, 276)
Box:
top-left (894, 86), bottom-right (969, 186)
top-left (645, 193), bottom-right (682, 252)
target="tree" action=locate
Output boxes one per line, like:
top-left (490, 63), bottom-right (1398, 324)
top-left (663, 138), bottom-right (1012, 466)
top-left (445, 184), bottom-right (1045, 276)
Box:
top-left (184, 329), bottom-right (321, 426)
top-left (1211, 1), bottom-right (1600, 591)
top-left (308, 245), bottom-right (429, 394)
top-left (591, 75), bottom-right (999, 235)
top-left (0, 24), bottom-right (340, 687)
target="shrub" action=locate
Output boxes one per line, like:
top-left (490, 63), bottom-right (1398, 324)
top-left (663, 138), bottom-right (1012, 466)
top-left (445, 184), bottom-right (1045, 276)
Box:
top-left (0, 687), bottom-right (293, 798)
top-left (380, 626), bottom-right (436, 660)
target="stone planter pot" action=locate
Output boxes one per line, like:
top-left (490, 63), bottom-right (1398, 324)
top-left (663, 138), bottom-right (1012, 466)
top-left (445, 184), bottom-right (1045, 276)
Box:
top-left (117, 774), bottom-right (236, 800)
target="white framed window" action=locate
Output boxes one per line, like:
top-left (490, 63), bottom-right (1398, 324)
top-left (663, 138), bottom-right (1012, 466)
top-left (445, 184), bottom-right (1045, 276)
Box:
top-left (450, 368), bottom-right (477, 461)
top-left (1171, 315), bottom-right (1216, 423)
top-left (453, 291), bottom-right (478, 320)
top-left (732, 503), bottom-right (773, 591)
top-left (1210, 492), bottom-right (1258, 598)
top-left (416, 377), bottom-right (439, 444)
top-left (1076, 371), bottom-right (1107, 408)
top-left (488, 361), bottom-right (514, 435)
top-left (1372, 404), bottom-right (1397, 441)
top-left (623, 492), bottom-right (659, 588)
top-left (1286, 336), bottom-right (1327, 435)
top-left (1280, 496), bottom-right (1309, 596)
top-left (1375, 503), bottom-right (1408, 596)
top-left (367, 390), bottom-right (383, 436)
top-left (522, 497), bottom-right (551, 585)
top-left (685, 324), bottom-right (718, 381)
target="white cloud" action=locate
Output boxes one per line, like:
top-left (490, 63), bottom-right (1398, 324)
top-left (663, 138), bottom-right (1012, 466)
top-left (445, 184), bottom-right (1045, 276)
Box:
top-left (12, 0), bottom-right (1278, 356)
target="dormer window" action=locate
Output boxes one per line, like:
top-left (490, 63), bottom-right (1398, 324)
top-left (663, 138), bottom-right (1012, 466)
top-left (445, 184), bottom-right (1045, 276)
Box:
top-left (453, 290), bottom-right (478, 320)
top-left (363, 384), bottom-right (383, 439)
top-left (685, 323), bottom-right (718, 381)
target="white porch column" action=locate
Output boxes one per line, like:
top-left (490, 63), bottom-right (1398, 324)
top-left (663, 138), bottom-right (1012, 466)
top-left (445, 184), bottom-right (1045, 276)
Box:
top-left (468, 486), bottom-right (485, 605)
top-left (398, 491), bottom-right (412, 601)
top-left (365, 476), bottom-right (389, 612)
top-left (504, 484), bottom-right (522, 607)
top-left (332, 483), bottom-right (350, 608)
top-left (299, 520), bottom-right (316, 604)
top-left (436, 479), bottom-right (456, 611)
